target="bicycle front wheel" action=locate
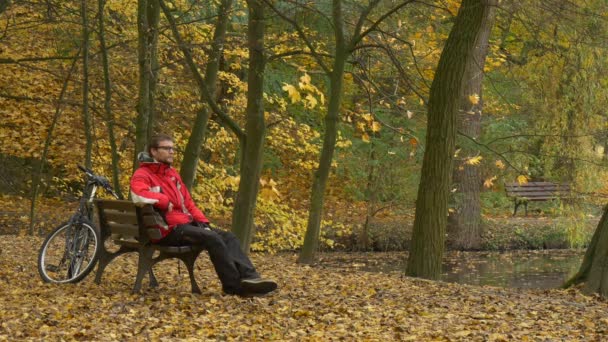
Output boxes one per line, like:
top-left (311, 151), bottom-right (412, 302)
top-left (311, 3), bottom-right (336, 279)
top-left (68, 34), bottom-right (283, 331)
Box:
top-left (38, 220), bottom-right (101, 283)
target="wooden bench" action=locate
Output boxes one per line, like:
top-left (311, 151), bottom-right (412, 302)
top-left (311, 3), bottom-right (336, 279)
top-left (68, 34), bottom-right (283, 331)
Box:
top-left (505, 182), bottom-right (571, 216)
top-left (94, 199), bottom-right (205, 293)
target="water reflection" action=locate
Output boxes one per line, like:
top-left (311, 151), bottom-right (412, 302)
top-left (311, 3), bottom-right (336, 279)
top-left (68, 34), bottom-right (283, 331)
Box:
top-left (441, 250), bottom-right (584, 289)
top-left (329, 250), bottom-right (586, 289)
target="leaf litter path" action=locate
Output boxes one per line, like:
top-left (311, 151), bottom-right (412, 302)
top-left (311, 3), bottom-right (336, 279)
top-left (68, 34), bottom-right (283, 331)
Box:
top-left (0, 236), bottom-right (606, 341)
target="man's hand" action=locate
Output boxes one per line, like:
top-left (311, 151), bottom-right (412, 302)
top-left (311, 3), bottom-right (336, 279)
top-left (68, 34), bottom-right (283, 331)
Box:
top-left (168, 202), bottom-right (174, 212)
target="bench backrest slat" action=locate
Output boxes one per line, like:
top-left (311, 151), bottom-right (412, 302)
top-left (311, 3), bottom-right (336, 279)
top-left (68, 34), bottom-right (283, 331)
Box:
top-left (505, 182), bottom-right (571, 198)
top-left (96, 199), bottom-right (140, 239)
top-left (103, 210), bottom-right (138, 225)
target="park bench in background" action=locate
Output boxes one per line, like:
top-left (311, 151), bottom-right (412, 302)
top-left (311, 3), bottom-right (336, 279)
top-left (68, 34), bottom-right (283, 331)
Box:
top-left (94, 199), bottom-right (204, 293)
top-left (505, 182), bottom-right (571, 216)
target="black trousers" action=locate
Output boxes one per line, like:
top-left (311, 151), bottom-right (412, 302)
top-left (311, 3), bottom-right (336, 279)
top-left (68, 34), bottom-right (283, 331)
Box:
top-left (157, 224), bottom-right (259, 294)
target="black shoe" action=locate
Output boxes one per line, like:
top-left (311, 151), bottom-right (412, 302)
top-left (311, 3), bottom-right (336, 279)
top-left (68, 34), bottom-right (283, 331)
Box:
top-left (240, 278), bottom-right (277, 295)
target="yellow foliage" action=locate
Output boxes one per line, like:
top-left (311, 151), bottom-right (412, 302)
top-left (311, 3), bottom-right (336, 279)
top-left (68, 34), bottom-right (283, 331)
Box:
top-left (282, 83), bottom-right (301, 104)
top-left (465, 155), bottom-right (483, 165)
top-left (468, 93), bottom-right (480, 105)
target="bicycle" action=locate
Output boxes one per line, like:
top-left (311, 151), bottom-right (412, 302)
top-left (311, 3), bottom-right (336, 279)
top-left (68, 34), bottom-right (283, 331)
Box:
top-left (37, 165), bottom-right (121, 283)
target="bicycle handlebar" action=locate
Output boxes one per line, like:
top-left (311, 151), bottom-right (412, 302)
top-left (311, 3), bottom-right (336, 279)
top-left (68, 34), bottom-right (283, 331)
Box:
top-left (77, 164), bottom-right (122, 199)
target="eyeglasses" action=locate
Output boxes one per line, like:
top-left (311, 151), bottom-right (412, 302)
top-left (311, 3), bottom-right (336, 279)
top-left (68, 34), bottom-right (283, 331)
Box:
top-left (155, 146), bottom-right (176, 152)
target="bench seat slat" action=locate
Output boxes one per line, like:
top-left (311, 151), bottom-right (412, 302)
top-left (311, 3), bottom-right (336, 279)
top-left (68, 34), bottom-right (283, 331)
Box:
top-left (106, 222), bottom-right (139, 237)
top-left (104, 210), bottom-right (138, 225)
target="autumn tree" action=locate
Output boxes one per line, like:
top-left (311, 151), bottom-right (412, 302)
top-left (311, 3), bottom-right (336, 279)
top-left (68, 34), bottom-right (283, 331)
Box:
top-left (179, 0), bottom-right (234, 190)
top-left (267, 0), bottom-right (415, 264)
top-left (98, 0), bottom-right (123, 198)
top-left (161, 0), bottom-right (268, 252)
top-left (447, 0), bottom-right (497, 250)
top-left (133, 0), bottom-right (160, 171)
top-left (406, 0), bottom-right (495, 279)
top-left (565, 206), bottom-right (608, 297)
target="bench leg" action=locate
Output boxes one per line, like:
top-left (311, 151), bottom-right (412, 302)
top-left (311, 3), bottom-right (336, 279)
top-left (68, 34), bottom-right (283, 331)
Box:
top-left (133, 247), bottom-right (154, 294)
top-left (180, 252), bottom-right (202, 294)
top-left (95, 245), bottom-right (133, 285)
top-left (94, 253), bottom-right (110, 284)
top-left (149, 270), bottom-right (158, 288)
top-left (513, 201), bottom-right (520, 216)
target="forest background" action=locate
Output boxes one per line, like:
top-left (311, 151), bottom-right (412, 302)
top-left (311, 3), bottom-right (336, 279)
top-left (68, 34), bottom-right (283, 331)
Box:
top-left (1, 0), bottom-right (608, 260)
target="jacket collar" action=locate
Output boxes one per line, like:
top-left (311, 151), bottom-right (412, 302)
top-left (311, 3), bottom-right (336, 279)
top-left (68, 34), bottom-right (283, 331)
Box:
top-left (138, 152), bottom-right (173, 174)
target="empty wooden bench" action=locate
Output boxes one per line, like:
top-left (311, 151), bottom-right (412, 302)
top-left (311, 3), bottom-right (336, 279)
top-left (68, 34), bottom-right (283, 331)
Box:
top-left (505, 182), bottom-right (571, 216)
top-left (94, 199), bottom-right (205, 293)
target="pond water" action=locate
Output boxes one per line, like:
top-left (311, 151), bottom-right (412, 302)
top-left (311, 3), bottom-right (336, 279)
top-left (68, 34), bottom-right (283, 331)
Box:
top-left (440, 250), bottom-right (584, 289)
top-left (322, 250), bottom-right (585, 290)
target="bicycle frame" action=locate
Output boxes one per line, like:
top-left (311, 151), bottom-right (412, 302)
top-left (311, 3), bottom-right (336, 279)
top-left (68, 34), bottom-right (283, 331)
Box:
top-left (60, 179), bottom-right (101, 278)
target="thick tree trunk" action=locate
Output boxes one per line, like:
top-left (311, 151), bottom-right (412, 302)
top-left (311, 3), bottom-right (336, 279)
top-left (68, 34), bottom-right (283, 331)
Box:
top-left (98, 0), bottom-right (123, 198)
top-left (180, 0), bottom-right (233, 190)
top-left (298, 0), bottom-right (347, 264)
top-left (448, 1), bottom-right (496, 250)
top-left (231, 0), bottom-right (266, 252)
top-left (133, 0), bottom-right (159, 171)
top-left (406, 0), bottom-right (492, 280)
top-left (564, 205), bottom-right (608, 297)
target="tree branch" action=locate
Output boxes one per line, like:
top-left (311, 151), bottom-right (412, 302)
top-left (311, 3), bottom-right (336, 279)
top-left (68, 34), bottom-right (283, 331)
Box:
top-left (159, 0), bottom-right (245, 140)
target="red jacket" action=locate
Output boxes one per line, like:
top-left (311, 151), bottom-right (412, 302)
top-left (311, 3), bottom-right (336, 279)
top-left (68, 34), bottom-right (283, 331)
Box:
top-left (130, 161), bottom-right (209, 241)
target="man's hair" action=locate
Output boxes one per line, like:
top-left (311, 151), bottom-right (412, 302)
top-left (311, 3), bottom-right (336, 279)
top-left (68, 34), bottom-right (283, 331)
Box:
top-left (147, 134), bottom-right (173, 155)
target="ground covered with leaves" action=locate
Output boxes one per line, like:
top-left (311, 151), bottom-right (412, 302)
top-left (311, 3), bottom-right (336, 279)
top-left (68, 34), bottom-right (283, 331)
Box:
top-left (1, 235), bottom-right (607, 341)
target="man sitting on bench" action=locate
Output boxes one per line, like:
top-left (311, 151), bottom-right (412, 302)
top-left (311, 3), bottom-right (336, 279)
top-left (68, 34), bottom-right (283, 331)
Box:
top-left (130, 133), bottom-right (277, 297)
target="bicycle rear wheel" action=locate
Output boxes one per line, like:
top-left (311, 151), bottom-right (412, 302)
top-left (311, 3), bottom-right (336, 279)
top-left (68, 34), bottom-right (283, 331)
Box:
top-left (38, 220), bottom-right (101, 283)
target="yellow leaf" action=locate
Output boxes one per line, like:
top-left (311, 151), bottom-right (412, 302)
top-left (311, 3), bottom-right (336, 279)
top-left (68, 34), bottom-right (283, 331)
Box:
top-left (281, 83), bottom-right (301, 103)
top-left (495, 160), bottom-right (505, 169)
top-left (468, 93), bottom-right (480, 105)
top-left (299, 73), bottom-right (311, 85)
top-left (465, 155), bottom-right (483, 165)
top-left (484, 176), bottom-right (497, 188)
top-left (361, 133), bottom-right (370, 143)
top-left (305, 94), bottom-right (317, 108)
top-left (361, 113), bottom-right (373, 122)
top-left (371, 121), bottom-right (381, 132)
top-left (517, 175), bottom-right (530, 184)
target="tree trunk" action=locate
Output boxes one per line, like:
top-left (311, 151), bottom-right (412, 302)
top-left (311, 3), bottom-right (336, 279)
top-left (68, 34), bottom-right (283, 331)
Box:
top-left (133, 0), bottom-right (159, 171)
top-left (180, 0), bottom-right (233, 190)
top-left (29, 57), bottom-right (80, 235)
top-left (145, 0), bottom-right (160, 141)
top-left (448, 1), bottom-right (496, 250)
top-left (98, 0), bottom-right (123, 198)
top-left (298, 0), bottom-right (347, 264)
top-left (564, 205), bottom-right (608, 297)
top-left (81, 0), bottom-right (92, 169)
top-left (231, 0), bottom-right (266, 252)
top-left (406, 0), bottom-right (492, 280)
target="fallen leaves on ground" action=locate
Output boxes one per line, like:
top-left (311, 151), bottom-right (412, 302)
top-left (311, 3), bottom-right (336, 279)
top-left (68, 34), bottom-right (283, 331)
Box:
top-left (1, 236), bottom-right (607, 341)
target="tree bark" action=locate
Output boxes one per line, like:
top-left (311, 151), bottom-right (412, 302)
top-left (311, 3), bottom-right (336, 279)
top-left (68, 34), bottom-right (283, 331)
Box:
top-left (81, 0), bottom-right (92, 169)
top-left (133, 0), bottom-right (160, 171)
top-left (298, 0), bottom-right (347, 264)
top-left (29, 56), bottom-right (80, 235)
top-left (406, 0), bottom-right (493, 279)
top-left (448, 0), bottom-right (496, 250)
top-left (231, 0), bottom-right (266, 252)
top-left (98, 0), bottom-right (123, 198)
top-left (180, 0), bottom-right (233, 190)
top-left (564, 205), bottom-right (608, 297)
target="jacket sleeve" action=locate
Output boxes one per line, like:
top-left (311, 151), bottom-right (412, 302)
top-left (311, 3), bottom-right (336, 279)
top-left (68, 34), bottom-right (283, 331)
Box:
top-left (179, 177), bottom-right (209, 223)
top-left (130, 169), bottom-right (171, 211)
